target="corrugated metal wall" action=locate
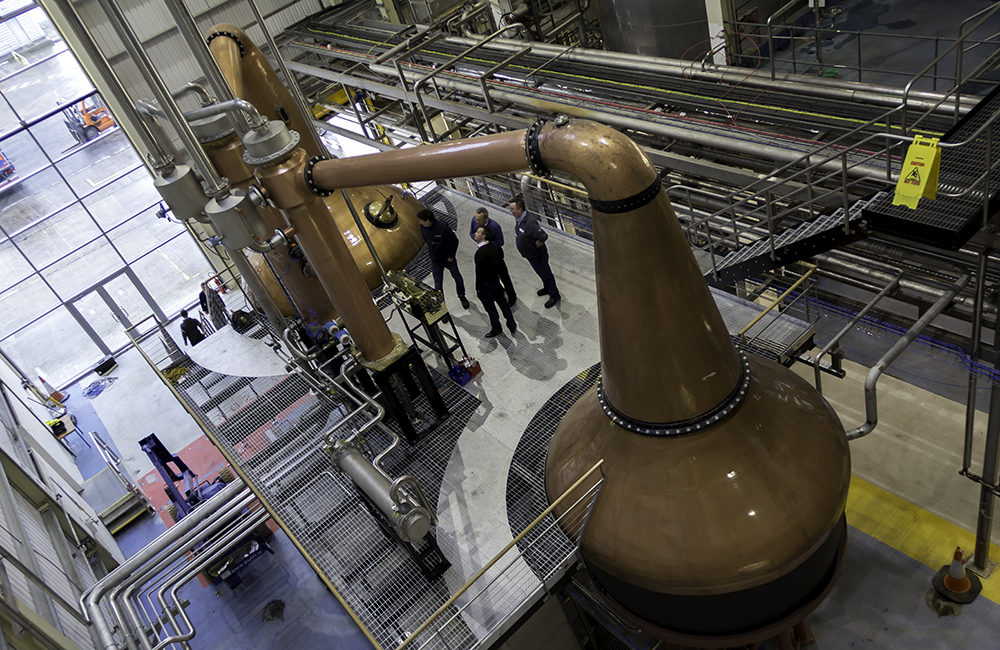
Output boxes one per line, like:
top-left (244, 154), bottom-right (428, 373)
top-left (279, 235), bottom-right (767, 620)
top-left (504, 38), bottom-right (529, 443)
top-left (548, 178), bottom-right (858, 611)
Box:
top-left (14, 489), bottom-right (93, 650)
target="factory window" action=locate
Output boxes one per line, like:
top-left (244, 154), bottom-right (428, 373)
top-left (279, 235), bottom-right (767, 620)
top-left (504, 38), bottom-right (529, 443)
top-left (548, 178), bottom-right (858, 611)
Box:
top-left (0, 1), bottom-right (212, 387)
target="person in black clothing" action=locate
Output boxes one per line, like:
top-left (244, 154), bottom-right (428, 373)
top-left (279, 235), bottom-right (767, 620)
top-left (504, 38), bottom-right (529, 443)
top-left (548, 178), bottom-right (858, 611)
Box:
top-left (468, 207), bottom-right (516, 307)
top-left (474, 226), bottom-right (516, 338)
top-left (510, 198), bottom-right (560, 308)
top-left (418, 209), bottom-right (469, 309)
top-left (180, 309), bottom-right (206, 346)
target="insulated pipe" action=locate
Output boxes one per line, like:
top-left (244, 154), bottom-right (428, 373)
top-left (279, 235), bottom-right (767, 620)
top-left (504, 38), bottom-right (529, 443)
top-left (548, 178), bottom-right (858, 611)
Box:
top-left (111, 492), bottom-right (258, 650)
top-left (443, 35), bottom-right (977, 113)
top-left (845, 274), bottom-right (970, 440)
top-left (367, 63), bottom-right (887, 180)
top-left (51, 0), bottom-right (170, 168)
top-left (183, 98), bottom-right (268, 132)
top-left (92, 0), bottom-right (227, 195)
top-left (82, 480), bottom-right (247, 650)
top-left (153, 509), bottom-right (271, 649)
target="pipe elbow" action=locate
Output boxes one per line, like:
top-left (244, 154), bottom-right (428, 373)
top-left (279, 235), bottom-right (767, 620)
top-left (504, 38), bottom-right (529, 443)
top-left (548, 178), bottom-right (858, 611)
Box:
top-left (536, 119), bottom-right (658, 203)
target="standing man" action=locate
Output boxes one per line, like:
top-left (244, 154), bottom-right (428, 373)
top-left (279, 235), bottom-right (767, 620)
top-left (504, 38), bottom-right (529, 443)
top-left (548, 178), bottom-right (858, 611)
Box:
top-left (418, 208), bottom-right (469, 309)
top-left (468, 207), bottom-right (516, 307)
top-left (509, 197), bottom-right (560, 308)
top-left (474, 227), bottom-right (516, 338)
top-left (180, 309), bottom-right (206, 346)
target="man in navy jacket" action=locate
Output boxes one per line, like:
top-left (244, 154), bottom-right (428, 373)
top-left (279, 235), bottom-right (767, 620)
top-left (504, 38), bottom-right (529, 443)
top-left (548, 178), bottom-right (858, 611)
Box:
top-left (418, 209), bottom-right (469, 309)
top-left (468, 207), bottom-right (516, 307)
top-left (474, 226), bottom-right (516, 338)
top-left (509, 198), bottom-right (560, 308)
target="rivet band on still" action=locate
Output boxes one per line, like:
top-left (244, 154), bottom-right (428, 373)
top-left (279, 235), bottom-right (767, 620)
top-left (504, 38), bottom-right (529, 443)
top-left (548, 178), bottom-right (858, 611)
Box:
top-left (525, 119), bottom-right (550, 178)
top-left (597, 351), bottom-right (752, 437)
top-left (304, 156), bottom-right (334, 197)
top-left (590, 177), bottom-right (662, 214)
top-left (206, 31), bottom-right (245, 58)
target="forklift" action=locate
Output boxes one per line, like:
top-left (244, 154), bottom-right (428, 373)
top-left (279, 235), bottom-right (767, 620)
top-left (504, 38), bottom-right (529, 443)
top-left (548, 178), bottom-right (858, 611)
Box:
top-left (63, 95), bottom-right (116, 144)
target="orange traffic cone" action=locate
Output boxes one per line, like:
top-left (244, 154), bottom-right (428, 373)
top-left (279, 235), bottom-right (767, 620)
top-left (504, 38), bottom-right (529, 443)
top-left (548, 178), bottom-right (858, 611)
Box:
top-left (933, 546), bottom-right (982, 604)
top-left (943, 547), bottom-right (971, 594)
top-left (38, 375), bottom-right (66, 404)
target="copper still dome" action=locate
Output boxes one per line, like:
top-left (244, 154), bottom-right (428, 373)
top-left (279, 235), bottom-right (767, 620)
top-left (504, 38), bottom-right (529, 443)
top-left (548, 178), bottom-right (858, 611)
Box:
top-left (535, 120), bottom-right (851, 643)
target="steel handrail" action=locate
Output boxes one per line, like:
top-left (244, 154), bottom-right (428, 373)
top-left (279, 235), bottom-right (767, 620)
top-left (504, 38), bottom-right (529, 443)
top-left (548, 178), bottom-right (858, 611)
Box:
top-left (765, 0), bottom-right (801, 80)
top-left (902, 1), bottom-right (1000, 130)
top-left (395, 459), bottom-right (604, 650)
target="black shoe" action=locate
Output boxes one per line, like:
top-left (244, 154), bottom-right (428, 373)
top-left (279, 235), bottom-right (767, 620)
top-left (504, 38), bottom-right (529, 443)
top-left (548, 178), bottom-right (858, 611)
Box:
top-left (508, 323), bottom-right (517, 335)
top-left (485, 329), bottom-right (501, 338)
top-left (536, 288), bottom-right (548, 296)
top-left (460, 296), bottom-right (470, 309)
top-left (544, 297), bottom-right (561, 308)
top-left (508, 295), bottom-right (517, 307)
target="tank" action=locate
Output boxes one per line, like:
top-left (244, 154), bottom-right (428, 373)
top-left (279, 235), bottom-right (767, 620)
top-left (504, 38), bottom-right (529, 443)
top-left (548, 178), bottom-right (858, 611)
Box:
top-left (598, 0), bottom-right (711, 60)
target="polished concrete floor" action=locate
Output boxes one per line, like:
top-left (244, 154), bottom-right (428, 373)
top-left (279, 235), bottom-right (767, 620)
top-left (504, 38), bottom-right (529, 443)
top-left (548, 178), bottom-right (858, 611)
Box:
top-left (61, 184), bottom-right (1000, 650)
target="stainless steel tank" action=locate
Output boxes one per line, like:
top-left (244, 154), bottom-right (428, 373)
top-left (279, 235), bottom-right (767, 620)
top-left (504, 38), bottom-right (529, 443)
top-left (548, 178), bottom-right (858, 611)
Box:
top-left (598, 0), bottom-right (711, 60)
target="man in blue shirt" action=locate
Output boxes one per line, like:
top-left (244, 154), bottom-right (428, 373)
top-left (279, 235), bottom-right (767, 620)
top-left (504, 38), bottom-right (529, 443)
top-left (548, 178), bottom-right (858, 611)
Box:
top-left (509, 198), bottom-right (560, 308)
top-left (418, 209), bottom-right (469, 309)
top-left (469, 207), bottom-right (516, 307)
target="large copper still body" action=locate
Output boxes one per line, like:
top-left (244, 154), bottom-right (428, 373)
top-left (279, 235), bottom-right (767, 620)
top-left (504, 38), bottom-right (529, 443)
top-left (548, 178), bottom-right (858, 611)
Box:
top-left (204, 24), bottom-right (423, 323)
top-left (306, 118), bottom-right (850, 643)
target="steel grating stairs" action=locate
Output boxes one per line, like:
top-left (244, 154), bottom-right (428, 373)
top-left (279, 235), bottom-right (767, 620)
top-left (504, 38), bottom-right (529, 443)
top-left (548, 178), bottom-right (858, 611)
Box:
top-left (700, 196), bottom-right (871, 285)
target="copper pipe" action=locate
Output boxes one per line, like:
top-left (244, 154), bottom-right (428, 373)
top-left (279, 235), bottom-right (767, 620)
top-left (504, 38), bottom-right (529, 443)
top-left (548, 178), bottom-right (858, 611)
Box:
top-left (311, 131), bottom-right (529, 188)
top-left (312, 120), bottom-right (741, 422)
top-left (255, 149), bottom-right (395, 361)
top-left (208, 23), bottom-right (324, 159)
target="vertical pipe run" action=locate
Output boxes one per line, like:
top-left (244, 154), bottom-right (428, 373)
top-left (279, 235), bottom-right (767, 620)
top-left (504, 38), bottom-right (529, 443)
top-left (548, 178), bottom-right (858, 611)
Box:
top-left (974, 368), bottom-right (1000, 573)
top-left (93, 0), bottom-right (226, 194)
top-left (964, 250), bottom-right (990, 471)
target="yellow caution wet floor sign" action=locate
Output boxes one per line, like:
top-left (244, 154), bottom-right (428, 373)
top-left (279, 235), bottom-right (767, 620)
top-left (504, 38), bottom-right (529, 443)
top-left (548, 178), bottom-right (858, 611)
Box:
top-left (893, 136), bottom-right (941, 209)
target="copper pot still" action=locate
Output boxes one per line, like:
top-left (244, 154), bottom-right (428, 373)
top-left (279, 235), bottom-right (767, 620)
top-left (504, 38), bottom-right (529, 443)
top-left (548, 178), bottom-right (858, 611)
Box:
top-left (533, 122), bottom-right (851, 644)
top-left (206, 25), bottom-right (423, 321)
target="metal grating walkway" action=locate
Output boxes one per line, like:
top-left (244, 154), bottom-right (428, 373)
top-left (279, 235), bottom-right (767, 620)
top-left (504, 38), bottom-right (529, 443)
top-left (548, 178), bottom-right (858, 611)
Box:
top-left (864, 83), bottom-right (1000, 249)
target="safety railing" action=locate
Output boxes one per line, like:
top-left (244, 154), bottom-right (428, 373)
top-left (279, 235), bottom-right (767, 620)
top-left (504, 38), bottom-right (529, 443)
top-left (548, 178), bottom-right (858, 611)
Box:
top-left (396, 460), bottom-right (604, 650)
top-left (726, 0), bottom-right (1000, 90)
top-left (673, 6), bottom-right (1000, 284)
top-left (89, 429), bottom-right (155, 517)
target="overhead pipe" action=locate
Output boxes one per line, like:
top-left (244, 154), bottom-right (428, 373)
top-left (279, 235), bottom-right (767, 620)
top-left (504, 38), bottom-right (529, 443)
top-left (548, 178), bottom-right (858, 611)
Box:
top-left (161, 0), bottom-right (254, 135)
top-left (367, 62), bottom-right (887, 180)
top-left (814, 271), bottom-right (903, 395)
top-left (443, 35), bottom-right (977, 115)
top-left (846, 274), bottom-right (970, 440)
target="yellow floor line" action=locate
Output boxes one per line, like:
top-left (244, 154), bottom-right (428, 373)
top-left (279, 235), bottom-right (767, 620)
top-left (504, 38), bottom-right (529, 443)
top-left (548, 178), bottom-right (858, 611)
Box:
top-left (847, 475), bottom-right (1000, 604)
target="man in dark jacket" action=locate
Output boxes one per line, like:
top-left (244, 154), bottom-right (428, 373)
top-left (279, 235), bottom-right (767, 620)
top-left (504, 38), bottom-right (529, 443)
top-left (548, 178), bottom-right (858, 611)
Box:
top-left (509, 198), bottom-right (560, 308)
top-left (180, 309), bottom-right (206, 346)
top-left (469, 207), bottom-right (516, 307)
top-left (418, 209), bottom-right (469, 309)
top-left (474, 227), bottom-right (516, 338)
